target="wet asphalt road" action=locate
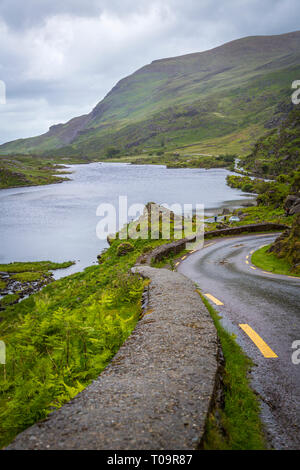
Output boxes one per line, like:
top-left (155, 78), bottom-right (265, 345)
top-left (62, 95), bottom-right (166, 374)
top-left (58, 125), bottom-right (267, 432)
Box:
top-left (178, 233), bottom-right (300, 450)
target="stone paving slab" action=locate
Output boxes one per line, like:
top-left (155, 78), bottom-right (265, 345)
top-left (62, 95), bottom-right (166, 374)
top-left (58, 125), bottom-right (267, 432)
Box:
top-left (7, 267), bottom-right (218, 450)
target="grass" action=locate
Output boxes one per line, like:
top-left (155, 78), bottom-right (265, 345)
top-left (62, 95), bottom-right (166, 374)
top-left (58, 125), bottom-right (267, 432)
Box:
top-left (251, 244), bottom-right (300, 277)
top-left (0, 293), bottom-right (20, 308)
top-left (0, 261), bottom-right (76, 312)
top-left (232, 206), bottom-right (295, 227)
top-left (0, 260), bottom-right (75, 274)
top-left (0, 155), bottom-right (98, 190)
top-left (199, 293), bottom-right (266, 450)
top-left (0, 236), bottom-right (171, 448)
top-left (10, 272), bottom-right (47, 282)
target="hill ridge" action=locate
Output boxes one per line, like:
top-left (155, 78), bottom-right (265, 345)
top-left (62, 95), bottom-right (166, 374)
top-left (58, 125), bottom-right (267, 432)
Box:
top-left (1, 30), bottom-right (300, 157)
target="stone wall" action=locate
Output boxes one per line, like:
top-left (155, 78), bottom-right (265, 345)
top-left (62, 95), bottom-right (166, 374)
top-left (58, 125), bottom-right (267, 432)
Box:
top-left (135, 223), bottom-right (288, 266)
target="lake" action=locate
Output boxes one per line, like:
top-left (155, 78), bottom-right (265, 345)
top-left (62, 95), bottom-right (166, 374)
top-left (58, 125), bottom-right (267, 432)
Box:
top-left (0, 162), bottom-right (254, 277)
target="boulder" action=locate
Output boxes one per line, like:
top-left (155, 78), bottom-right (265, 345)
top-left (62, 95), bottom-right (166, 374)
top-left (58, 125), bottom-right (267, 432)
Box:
top-left (289, 202), bottom-right (300, 215)
top-left (107, 234), bottom-right (115, 246)
top-left (222, 208), bottom-right (231, 215)
top-left (284, 194), bottom-right (300, 216)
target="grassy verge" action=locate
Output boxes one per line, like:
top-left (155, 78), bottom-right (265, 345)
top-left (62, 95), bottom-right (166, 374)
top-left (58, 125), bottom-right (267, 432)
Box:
top-left (199, 293), bottom-right (266, 450)
top-left (228, 206), bottom-right (294, 227)
top-left (0, 237), bottom-right (169, 448)
top-left (203, 205), bottom-right (293, 236)
top-left (251, 245), bottom-right (300, 277)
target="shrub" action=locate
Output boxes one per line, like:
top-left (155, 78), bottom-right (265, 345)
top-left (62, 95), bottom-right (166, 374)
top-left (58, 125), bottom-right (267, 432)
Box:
top-left (116, 242), bottom-right (135, 256)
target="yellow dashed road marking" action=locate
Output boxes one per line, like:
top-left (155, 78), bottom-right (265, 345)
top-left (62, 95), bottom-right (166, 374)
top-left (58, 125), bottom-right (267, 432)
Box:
top-left (182, 256), bottom-right (187, 260)
top-left (246, 255), bottom-right (249, 260)
top-left (245, 260), bottom-right (249, 265)
top-left (204, 242), bottom-right (215, 248)
top-left (175, 262), bottom-right (180, 267)
top-left (239, 324), bottom-right (278, 358)
top-left (204, 293), bottom-right (224, 306)
top-left (250, 266), bottom-right (256, 270)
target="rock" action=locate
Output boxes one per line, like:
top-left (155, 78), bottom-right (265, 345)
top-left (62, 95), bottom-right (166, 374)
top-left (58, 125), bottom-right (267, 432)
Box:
top-left (240, 201), bottom-right (256, 207)
top-left (284, 194), bottom-right (300, 216)
top-left (290, 202), bottom-right (300, 215)
top-left (107, 234), bottom-right (115, 246)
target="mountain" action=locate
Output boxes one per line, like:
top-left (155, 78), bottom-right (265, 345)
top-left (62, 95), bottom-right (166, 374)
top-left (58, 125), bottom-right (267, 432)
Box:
top-left (1, 31), bottom-right (300, 157)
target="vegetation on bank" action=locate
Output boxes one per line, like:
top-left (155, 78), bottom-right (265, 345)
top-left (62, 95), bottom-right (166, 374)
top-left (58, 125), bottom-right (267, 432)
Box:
top-left (226, 170), bottom-right (300, 207)
top-left (0, 260), bottom-right (75, 274)
top-left (0, 261), bottom-right (75, 310)
top-left (0, 155), bottom-right (68, 189)
top-left (0, 236), bottom-right (170, 448)
top-left (230, 206), bottom-right (294, 227)
top-left (251, 244), bottom-right (300, 277)
top-left (0, 154), bottom-right (98, 190)
top-left (199, 294), bottom-right (266, 450)
top-left (165, 153), bottom-right (236, 170)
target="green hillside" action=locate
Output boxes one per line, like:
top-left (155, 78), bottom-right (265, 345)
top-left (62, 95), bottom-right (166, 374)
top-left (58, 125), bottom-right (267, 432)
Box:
top-left (240, 104), bottom-right (300, 176)
top-left (1, 31), bottom-right (300, 157)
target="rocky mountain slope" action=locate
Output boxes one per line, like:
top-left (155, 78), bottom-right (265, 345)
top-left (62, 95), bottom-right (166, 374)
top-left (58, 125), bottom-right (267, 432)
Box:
top-left (241, 103), bottom-right (300, 176)
top-left (1, 31), bottom-right (300, 157)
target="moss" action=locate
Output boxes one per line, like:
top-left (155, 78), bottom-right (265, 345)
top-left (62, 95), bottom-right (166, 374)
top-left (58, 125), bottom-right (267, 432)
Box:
top-left (252, 244), bottom-right (300, 277)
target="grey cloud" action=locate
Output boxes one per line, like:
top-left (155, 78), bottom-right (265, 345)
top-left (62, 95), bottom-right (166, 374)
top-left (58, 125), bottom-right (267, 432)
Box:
top-left (0, 0), bottom-right (299, 143)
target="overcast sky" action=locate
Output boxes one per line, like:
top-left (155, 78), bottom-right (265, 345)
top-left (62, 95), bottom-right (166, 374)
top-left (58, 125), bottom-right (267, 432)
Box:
top-left (0, 0), bottom-right (299, 144)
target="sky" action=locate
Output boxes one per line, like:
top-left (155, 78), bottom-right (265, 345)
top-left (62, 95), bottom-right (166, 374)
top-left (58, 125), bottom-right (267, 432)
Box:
top-left (0, 0), bottom-right (299, 144)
